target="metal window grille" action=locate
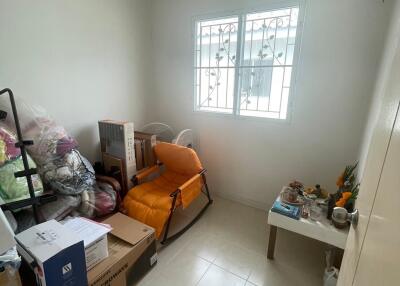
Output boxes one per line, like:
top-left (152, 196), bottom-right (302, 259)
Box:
top-left (194, 7), bottom-right (301, 120)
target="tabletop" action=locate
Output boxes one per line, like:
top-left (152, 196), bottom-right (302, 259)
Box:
top-left (268, 192), bottom-right (349, 249)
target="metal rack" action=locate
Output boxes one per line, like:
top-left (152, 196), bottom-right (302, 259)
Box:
top-left (0, 88), bottom-right (56, 224)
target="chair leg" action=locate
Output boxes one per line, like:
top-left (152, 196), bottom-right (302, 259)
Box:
top-left (161, 193), bottom-right (178, 244)
top-left (201, 173), bottom-right (213, 204)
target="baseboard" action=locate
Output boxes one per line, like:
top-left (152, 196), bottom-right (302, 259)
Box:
top-left (214, 191), bottom-right (269, 211)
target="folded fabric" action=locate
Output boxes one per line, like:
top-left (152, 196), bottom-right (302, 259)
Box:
top-left (271, 198), bottom-right (301, 220)
top-left (0, 156), bottom-right (43, 203)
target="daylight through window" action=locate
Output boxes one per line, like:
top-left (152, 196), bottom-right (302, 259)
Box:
top-left (194, 6), bottom-right (302, 120)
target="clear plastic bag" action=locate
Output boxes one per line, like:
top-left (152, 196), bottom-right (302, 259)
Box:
top-left (0, 247), bottom-right (22, 286)
top-left (0, 95), bottom-right (116, 220)
top-left (0, 96), bottom-right (92, 196)
top-left (324, 267), bottom-right (338, 286)
top-left (324, 249), bottom-right (339, 286)
top-left (79, 182), bottom-right (117, 218)
top-left (41, 149), bottom-right (95, 195)
top-left (38, 194), bottom-right (82, 221)
top-left (0, 155), bottom-right (43, 203)
top-left (0, 124), bottom-right (20, 165)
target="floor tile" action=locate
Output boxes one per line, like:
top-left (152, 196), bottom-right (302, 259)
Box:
top-left (138, 196), bottom-right (327, 286)
top-left (158, 252), bottom-right (211, 285)
top-left (213, 240), bottom-right (263, 279)
top-left (181, 232), bottom-right (224, 262)
top-left (197, 265), bottom-right (246, 286)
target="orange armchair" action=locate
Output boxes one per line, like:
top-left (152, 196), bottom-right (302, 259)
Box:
top-left (122, 142), bottom-right (212, 244)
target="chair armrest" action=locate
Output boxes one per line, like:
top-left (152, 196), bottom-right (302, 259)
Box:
top-left (134, 165), bottom-right (160, 184)
top-left (178, 174), bottom-right (201, 191)
top-left (96, 175), bottom-right (121, 192)
top-left (171, 170), bottom-right (205, 197)
top-left (95, 174), bottom-right (122, 208)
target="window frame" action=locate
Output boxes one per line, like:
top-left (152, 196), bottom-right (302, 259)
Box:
top-left (192, 0), bottom-right (306, 123)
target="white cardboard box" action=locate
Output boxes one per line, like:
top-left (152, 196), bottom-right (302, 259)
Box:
top-left (15, 220), bottom-right (87, 286)
top-left (63, 217), bottom-right (111, 271)
top-left (98, 120), bottom-right (136, 190)
top-left (84, 235), bottom-right (108, 270)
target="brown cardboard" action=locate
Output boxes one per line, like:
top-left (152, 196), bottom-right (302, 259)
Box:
top-left (0, 270), bottom-right (22, 286)
top-left (98, 120), bottom-right (136, 190)
top-left (134, 131), bottom-right (157, 170)
top-left (102, 152), bottom-right (128, 196)
top-left (87, 213), bottom-right (157, 286)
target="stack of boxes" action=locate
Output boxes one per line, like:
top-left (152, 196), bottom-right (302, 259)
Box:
top-left (15, 213), bottom-right (157, 286)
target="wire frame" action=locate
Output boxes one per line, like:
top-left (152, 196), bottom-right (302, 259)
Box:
top-left (195, 17), bottom-right (239, 113)
top-left (194, 7), bottom-right (300, 120)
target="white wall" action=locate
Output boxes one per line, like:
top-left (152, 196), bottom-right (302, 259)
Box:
top-left (0, 0), bottom-right (152, 162)
top-left (148, 0), bottom-right (392, 208)
top-left (357, 0), bottom-right (400, 179)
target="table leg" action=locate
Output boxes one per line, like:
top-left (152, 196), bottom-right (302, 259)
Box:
top-left (267, 225), bottom-right (277, 259)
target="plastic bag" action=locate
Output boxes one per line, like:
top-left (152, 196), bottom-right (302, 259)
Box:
top-left (41, 149), bottom-right (95, 195)
top-left (1, 96), bottom-right (94, 196)
top-left (0, 96), bottom-right (78, 168)
top-left (0, 246), bottom-right (22, 286)
top-left (0, 156), bottom-right (43, 203)
top-left (0, 247), bottom-right (21, 269)
top-left (324, 267), bottom-right (339, 286)
top-left (324, 249), bottom-right (338, 286)
top-left (38, 194), bottom-right (82, 221)
top-left (23, 117), bottom-right (77, 165)
top-left (79, 182), bottom-right (117, 218)
top-left (0, 125), bottom-right (20, 166)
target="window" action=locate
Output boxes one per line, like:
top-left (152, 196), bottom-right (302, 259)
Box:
top-left (194, 5), bottom-right (302, 120)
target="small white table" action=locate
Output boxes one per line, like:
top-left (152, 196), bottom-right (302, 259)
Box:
top-left (267, 194), bottom-right (349, 259)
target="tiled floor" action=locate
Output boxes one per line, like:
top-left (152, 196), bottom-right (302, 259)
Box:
top-left (137, 196), bottom-right (327, 286)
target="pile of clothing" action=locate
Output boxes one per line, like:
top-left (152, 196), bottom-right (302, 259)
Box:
top-left (0, 101), bottom-right (117, 230)
top-left (0, 125), bottom-right (43, 204)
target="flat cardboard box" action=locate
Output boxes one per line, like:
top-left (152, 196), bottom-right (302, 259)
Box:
top-left (87, 213), bottom-right (157, 286)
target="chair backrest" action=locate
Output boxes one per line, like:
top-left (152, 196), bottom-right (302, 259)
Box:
top-left (154, 142), bottom-right (202, 177)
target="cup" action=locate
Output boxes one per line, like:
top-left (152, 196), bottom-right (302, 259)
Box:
top-left (310, 205), bottom-right (322, 221)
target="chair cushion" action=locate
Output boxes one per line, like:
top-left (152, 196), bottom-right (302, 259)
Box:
top-left (154, 142), bottom-right (202, 177)
top-left (123, 171), bottom-right (186, 238)
top-left (123, 143), bottom-right (205, 239)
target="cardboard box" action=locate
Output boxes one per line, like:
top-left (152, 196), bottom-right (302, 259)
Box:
top-left (84, 235), bottom-right (108, 271)
top-left (87, 213), bottom-right (158, 286)
top-left (99, 120), bottom-right (136, 190)
top-left (63, 217), bottom-right (112, 271)
top-left (102, 152), bottom-right (128, 196)
top-left (15, 220), bottom-right (87, 286)
top-left (134, 131), bottom-right (157, 171)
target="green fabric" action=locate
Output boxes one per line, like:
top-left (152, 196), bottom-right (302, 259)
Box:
top-left (0, 140), bottom-right (6, 165)
top-left (0, 156), bottom-right (43, 202)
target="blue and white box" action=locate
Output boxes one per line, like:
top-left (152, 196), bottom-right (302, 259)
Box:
top-left (15, 219), bottom-right (88, 286)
